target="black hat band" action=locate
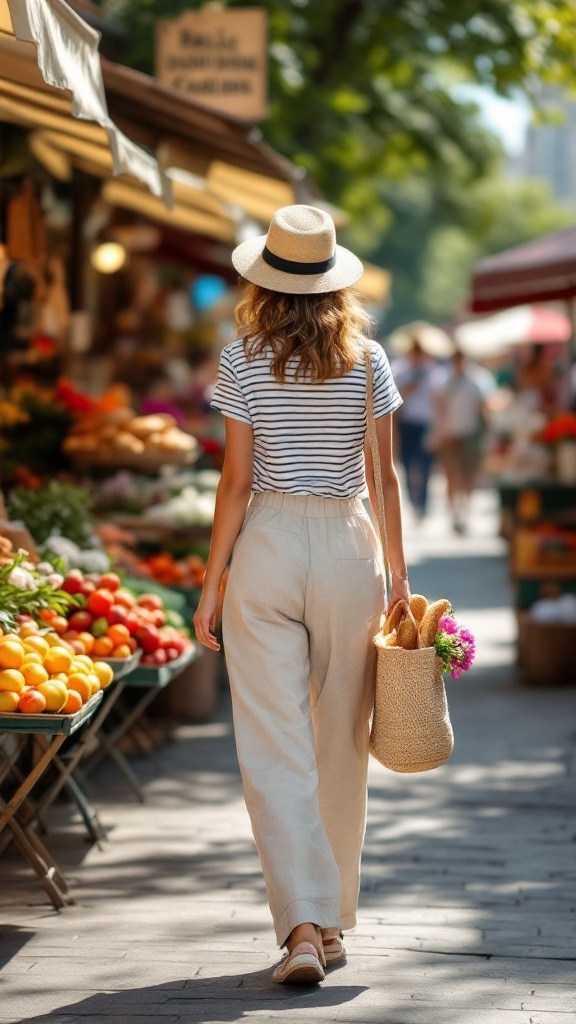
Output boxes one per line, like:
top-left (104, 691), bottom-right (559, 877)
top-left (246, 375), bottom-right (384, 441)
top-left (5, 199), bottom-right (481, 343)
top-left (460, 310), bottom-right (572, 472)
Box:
top-left (262, 245), bottom-right (337, 276)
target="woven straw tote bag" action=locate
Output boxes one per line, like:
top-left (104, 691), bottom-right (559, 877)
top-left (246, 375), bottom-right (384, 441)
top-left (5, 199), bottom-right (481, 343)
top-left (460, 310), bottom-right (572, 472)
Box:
top-left (365, 348), bottom-right (454, 773)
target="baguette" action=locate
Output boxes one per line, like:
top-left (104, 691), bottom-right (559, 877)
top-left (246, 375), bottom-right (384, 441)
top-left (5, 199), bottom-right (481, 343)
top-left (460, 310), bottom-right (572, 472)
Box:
top-left (418, 598), bottom-right (451, 647)
top-left (409, 594), bottom-right (428, 623)
top-left (383, 599), bottom-right (408, 636)
top-left (397, 617), bottom-right (418, 650)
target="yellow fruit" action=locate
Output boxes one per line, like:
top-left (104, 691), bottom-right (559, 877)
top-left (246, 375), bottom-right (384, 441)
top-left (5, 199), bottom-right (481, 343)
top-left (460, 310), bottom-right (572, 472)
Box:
top-left (66, 673), bottom-right (92, 704)
top-left (37, 680), bottom-right (68, 712)
top-left (92, 661), bottom-right (114, 689)
top-left (22, 651), bottom-right (43, 666)
top-left (51, 673), bottom-right (69, 683)
top-left (45, 632), bottom-right (64, 647)
top-left (0, 632), bottom-right (20, 645)
top-left (21, 663), bottom-right (49, 688)
top-left (74, 654), bottom-right (94, 668)
top-left (43, 647), bottom-right (73, 676)
top-left (0, 690), bottom-right (19, 712)
top-left (0, 641), bottom-right (24, 670)
top-left (70, 658), bottom-right (90, 675)
top-left (0, 669), bottom-right (26, 693)
top-left (23, 636), bottom-right (49, 658)
top-left (86, 673), bottom-right (101, 695)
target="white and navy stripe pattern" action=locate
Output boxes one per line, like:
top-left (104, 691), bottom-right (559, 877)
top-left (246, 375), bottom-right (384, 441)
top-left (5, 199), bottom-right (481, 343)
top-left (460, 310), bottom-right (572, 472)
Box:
top-left (211, 338), bottom-right (402, 498)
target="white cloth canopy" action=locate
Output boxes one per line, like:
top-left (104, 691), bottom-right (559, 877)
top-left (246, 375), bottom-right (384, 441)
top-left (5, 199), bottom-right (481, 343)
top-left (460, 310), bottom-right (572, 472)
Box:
top-left (454, 305), bottom-right (572, 359)
top-left (0, 0), bottom-right (170, 203)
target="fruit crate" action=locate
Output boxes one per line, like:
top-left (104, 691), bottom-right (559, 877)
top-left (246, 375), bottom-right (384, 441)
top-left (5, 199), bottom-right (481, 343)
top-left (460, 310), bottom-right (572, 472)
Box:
top-left (0, 691), bottom-right (103, 735)
top-left (124, 645), bottom-right (198, 688)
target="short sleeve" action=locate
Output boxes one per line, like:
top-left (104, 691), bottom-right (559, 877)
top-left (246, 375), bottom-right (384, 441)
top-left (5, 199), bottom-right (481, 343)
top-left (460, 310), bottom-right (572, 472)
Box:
top-left (211, 346), bottom-right (252, 424)
top-left (371, 343), bottom-right (403, 418)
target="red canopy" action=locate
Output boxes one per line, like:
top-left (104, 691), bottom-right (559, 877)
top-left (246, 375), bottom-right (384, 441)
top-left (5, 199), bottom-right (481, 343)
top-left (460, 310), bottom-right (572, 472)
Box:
top-left (470, 225), bottom-right (576, 313)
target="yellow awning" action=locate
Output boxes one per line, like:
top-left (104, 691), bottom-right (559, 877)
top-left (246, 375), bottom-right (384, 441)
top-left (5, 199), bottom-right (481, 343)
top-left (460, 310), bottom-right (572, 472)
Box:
top-left (0, 0), bottom-right (170, 202)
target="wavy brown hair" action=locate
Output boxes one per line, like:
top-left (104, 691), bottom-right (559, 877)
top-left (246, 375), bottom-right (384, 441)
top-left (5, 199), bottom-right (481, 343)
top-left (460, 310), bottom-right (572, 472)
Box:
top-left (235, 282), bottom-right (372, 382)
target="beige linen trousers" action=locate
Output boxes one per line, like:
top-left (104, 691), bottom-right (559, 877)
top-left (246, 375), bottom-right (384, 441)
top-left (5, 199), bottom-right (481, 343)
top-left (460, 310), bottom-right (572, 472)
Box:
top-left (222, 490), bottom-right (384, 947)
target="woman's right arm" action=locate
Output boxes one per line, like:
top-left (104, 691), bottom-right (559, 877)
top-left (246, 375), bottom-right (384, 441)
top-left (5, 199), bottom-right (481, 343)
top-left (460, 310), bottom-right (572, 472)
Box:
top-left (193, 417), bottom-right (254, 650)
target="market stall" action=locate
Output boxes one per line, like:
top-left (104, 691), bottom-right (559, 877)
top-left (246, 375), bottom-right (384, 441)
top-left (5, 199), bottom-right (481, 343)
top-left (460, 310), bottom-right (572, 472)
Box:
top-left (468, 231), bottom-right (576, 685)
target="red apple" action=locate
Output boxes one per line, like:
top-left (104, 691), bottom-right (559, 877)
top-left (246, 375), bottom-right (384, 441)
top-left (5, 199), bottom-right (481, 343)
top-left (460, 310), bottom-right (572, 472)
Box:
top-left (125, 611), bottom-right (143, 635)
top-left (165, 647), bottom-right (180, 662)
top-left (79, 580), bottom-right (96, 597)
top-left (152, 648), bottom-right (168, 665)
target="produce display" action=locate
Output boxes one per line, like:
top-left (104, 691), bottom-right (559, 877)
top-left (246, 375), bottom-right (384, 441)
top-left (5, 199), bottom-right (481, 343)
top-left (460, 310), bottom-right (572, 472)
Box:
top-left (132, 552), bottom-right (206, 589)
top-left (0, 618), bottom-right (114, 715)
top-left (54, 569), bottom-right (193, 667)
top-left (63, 411), bottom-right (197, 468)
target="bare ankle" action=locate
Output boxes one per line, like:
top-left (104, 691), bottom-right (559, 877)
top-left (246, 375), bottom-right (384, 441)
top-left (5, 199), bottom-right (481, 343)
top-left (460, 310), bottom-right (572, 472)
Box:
top-left (288, 922), bottom-right (319, 949)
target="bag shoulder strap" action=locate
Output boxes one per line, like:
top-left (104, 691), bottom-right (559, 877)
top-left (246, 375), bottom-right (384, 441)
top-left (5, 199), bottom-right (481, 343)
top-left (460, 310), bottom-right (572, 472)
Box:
top-left (364, 345), bottom-right (390, 588)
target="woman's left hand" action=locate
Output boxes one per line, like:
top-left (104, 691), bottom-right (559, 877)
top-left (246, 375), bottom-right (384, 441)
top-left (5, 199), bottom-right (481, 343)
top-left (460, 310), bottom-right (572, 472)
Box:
top-left (193, 587), bottom-right (221, 651)
top-left (389, 575), bottom-right (410, 608)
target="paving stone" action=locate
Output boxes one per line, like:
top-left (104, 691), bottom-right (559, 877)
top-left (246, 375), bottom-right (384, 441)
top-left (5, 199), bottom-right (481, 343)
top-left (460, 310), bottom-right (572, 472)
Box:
top-left (1, 487), bottom-right (575, 1022)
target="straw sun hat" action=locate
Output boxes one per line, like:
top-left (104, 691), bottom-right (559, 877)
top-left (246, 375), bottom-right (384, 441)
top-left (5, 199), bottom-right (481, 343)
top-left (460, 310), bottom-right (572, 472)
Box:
top-left (231, 204), bottom-right (363, 294)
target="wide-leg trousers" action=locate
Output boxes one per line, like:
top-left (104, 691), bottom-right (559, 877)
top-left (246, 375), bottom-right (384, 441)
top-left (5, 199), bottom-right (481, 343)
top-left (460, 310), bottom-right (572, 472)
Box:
top-left (222, 491), bottom-right (384, 947)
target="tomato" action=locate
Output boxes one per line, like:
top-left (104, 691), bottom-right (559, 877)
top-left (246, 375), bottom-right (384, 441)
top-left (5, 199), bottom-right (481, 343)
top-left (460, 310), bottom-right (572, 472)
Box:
top-left (68, 610), bottom-right (93, 632)
top-left (87, 589), bottom-right (115, 617)
top-left (165, 647), bottom-right (180, 662)
top-left (114, 589), bottom-right (136, 609)
top-left (149, 609), bottom-right (166, 628)
top-left (39, 608), bottom-right (58, 622)
top-left (153, 649), bottom-right (168, 665)
top-left (98, 572), bottom-right (121, 592)
top-left (61, 570), bottom-right (84, 595)
top-left (124, 611), bottom-right (143, 635)
top-left (137, 594), bottom-right (163, 612)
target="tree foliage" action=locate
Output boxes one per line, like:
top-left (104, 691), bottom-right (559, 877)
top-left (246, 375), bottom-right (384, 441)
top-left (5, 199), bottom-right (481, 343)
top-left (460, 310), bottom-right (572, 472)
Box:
top-left (103, 0), bottom-right (576, 216)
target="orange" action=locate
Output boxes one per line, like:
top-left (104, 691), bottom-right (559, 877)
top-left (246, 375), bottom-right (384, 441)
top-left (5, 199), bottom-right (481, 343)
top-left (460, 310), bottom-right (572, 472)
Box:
top-left (111, 644), bottom-right (131, 659)
top-left (92, 661), bottom-right (114, 689)
top-left (106, 624), bottom-right (130, 647)
top-left (23, 636), bottom-right (49, 658)
top-left (86, 673), bottom-right (101, 695)
top-left (92, 636), bottom-right (114, 657)
top-left (0, 690), bottom-right (19, 712)
top-left (43, 647), bottom-right (73, 676)
top-left (66, 673), bottom-right (92, 704)
top-left (0, 669), bottom-right (26, 693)
top-left (37, 680), bottom-right (68, 712)
top-left (21, 663), bottom-right (49, 688)
top-left (18, 689), bottom-right (47, 714)
top-left (0, 641), bottom-right (24, 670)
top-left (61, 689), bottom-right (83, 714)
top-left (22, 651), bottom-right (43, 666)
top-left (77, 632), bottom-right (95, 654)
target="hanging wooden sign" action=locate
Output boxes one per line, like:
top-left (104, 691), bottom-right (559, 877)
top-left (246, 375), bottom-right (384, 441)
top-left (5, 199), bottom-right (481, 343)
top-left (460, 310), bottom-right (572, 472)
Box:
top-left (155, 7), bottom-right (268, 121)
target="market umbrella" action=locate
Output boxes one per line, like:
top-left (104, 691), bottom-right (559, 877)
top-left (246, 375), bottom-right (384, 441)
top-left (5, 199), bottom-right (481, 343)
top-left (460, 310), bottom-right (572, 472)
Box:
top-left (388, 320), bottom-right (455, 359)
top-left (454, 305), bottom-right (572, 359)
top-left (469, 225), bottom-right (576, 313)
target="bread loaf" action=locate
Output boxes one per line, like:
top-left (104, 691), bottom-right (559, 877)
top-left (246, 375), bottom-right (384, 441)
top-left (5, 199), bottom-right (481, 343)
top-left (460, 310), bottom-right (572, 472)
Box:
top-left (418, 598), bottom-right (451, 647)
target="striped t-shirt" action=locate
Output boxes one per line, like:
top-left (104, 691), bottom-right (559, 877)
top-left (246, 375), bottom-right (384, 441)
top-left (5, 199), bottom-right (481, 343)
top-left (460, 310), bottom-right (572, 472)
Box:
top-left (211, 338), bottom-right (402, 498)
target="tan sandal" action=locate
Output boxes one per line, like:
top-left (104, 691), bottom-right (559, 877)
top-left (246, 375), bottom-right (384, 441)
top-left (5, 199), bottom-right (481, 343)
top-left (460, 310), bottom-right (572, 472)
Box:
top-left (321, 928), bottom-right (346, 963)
top-left (272, 926), bottom-right (326, 984)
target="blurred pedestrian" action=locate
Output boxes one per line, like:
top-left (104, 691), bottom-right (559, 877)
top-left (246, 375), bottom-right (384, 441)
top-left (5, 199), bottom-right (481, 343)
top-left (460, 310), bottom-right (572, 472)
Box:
top-left (431, 349), bottom-right (494, 534)
top-left (514, 343), bottom-right (559, 416)
top-left (194, 206), bottom-right (408, 985)
top-left (392, 336), bottom-right (436, 519)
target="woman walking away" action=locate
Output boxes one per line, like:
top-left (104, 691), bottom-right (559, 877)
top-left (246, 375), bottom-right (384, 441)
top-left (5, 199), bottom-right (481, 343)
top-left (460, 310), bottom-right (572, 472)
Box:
top-left (194, 206), bottom-right (409, 985)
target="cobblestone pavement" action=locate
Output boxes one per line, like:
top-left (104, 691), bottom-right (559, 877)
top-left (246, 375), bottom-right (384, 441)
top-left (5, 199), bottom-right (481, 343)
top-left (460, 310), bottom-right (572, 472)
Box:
top-left (1, 481), bottom-right (575, 1024)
